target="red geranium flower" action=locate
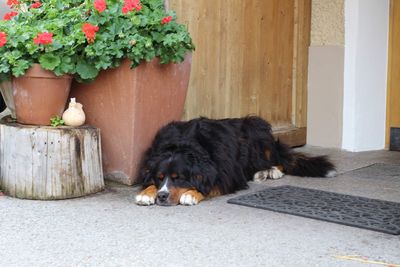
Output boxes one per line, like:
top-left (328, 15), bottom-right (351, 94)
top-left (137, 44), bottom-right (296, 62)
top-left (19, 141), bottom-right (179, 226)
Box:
top-left (122, 0), bottom-right (141, 14)
top-left (0, 32), bottom-right (7, 47)
top-left (31, 2), bottom-right (42, 9)
top-left (161, 16), bottom-right (172, 25)
top-left (6, 0), bottom-right (20, 6)
top-left (94, 0), bottom-right (106, 13)
top-left (33, 32), bottom-right (53, 45)
top-left (3, 11), bottom-right (18, 21)
top-left (82, 23), bottom-right (99, 43)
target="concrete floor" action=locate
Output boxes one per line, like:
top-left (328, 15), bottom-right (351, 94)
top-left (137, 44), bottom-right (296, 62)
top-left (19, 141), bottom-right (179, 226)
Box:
top-left (1, 146), bottom-right (400, 267)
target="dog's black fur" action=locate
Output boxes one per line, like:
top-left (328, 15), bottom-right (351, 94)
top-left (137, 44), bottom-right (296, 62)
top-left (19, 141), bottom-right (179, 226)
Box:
top-left (138, 116), bottom-right (335, 205)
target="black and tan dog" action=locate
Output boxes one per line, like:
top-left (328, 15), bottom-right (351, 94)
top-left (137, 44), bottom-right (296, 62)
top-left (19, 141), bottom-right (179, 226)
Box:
top-left (135, 116), bottom-right (336, 206)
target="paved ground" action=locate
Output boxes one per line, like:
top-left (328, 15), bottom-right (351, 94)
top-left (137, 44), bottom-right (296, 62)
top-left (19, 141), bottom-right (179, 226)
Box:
top-left (1, 146), bottom-right (400, 267)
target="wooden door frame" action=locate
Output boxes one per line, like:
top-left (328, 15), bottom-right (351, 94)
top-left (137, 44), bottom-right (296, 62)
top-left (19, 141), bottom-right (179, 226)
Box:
top-left (274, 0), bottom-right (311, 146)
top-left (385, 0), bottom-right (400, 148)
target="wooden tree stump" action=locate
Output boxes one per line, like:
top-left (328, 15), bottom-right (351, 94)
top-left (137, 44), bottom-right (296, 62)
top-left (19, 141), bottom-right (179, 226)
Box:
top-left (0, 119), bottom-right (104, 200)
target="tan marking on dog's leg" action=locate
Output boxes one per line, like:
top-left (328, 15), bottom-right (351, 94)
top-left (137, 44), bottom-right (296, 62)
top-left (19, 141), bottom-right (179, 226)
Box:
top-left (207, 187), bottom-right (222, 198)
top-left (167, 187), bottom-right (192, 205)
top-left (276, 165), bottom-right (284, 172)
top-left (136, 185), bottom-right (157, 206)
top-left (180, 190), bottom-right (205, 206)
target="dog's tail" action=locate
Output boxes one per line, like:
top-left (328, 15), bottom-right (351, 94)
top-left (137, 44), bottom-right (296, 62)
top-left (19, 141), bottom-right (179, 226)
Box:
top-left (275, 140), bottom-right (337, 178)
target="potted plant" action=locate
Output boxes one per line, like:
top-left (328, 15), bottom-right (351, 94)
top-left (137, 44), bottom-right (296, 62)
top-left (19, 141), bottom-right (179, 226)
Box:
top-left (0, 0), bottom-right (194, 128)
top-left (0, 0), bottom-right (90, 125)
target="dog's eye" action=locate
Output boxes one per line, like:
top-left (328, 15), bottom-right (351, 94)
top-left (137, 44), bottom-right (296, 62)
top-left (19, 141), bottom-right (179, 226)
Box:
top-left (158, 173), bottom-right (164, 180)
top-left (171, 173), bottom-right (178, 179)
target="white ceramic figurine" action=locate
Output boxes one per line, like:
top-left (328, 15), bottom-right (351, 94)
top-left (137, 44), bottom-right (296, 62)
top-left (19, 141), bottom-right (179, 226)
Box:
top-left (62, 98), bottom-right (86, 126)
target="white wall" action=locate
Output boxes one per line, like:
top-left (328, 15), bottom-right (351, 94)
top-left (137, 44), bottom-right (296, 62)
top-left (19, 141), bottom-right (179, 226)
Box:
top-left (307, 46), bottom-right (344, 148)
top-left (342, 0), bottom-right (389, 151)
top-left (307, 0), bottom-right (344, 148)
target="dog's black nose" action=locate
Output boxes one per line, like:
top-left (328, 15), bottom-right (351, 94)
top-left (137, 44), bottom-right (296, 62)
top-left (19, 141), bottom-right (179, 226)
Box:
top-left (157, 191), bottom-right (169, 202)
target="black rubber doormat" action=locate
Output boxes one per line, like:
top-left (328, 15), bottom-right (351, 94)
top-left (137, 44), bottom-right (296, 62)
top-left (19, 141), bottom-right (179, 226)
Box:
top-left (227, 186), bottom-right (400, 235)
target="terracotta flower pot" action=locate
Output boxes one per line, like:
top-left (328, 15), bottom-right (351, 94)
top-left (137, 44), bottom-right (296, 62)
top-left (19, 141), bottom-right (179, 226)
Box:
top-left (12, 64), bottom-right (72, 125)
top-left (70, 55), bottom-right (192, 185)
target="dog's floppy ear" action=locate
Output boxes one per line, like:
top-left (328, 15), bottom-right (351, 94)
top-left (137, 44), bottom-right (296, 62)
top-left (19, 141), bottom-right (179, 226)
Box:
top-left (138, 165), bottom-right (153, 186)
top-left (190, 158), bottom-right (217, 196)
top-left (137, 149), bottom-right (159, 186)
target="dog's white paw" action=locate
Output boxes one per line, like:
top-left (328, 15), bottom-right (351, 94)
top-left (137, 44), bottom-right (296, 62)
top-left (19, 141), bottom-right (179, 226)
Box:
top-left (136, 194), bottom-right (155, 206)
top-left (253, 167), bottom-right (284, 182)
top-left (180, 193), bottom-right (199, 206)
top-left (268, 166), bottom-right (284, 179)
top-left (253, 170), bottom-right (269, 182)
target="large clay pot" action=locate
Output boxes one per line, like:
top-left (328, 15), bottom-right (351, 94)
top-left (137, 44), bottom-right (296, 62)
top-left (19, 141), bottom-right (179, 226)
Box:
top-left (13, 64), bottom-right (72, 125)
top-left (70, 55), bottom-right (192, 185)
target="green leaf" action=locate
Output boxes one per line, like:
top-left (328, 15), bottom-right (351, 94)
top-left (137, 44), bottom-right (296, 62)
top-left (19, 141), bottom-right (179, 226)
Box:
top-left (12, 60), bottom-right (31, 77)
top-left (0, 61), bottom-right (10, 74)
top-left (39, 54), bottom-right (61, 71)
top-left (59, 56), bottom-right (75, 73)
top-left (76, 61), bottom-right (99, 80)
top-left (4, 51), bottom-right (23, 64)
top-left (131, 16), bottom-right (141, 26)
top-left (151, 32), bottom-right (164, 43)
top-left (95, 56), bottom-right (112, 70)
top-left (50, 115), bottom-right (65, 127)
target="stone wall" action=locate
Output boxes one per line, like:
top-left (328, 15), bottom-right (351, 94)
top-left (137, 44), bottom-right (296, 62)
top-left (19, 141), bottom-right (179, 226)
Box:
top-left (311, 0), bottom-right (344, 46)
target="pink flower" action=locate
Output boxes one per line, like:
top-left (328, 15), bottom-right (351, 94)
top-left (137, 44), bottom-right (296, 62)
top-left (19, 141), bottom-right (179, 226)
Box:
top-left (122, 0), bottom-right (141, 14)
top-left (161, 16), bottom-right (172, 25)
top-left (33, 32), bottom-right (53, 45)
top-left (31, 2), bottom-right (42, 9)
top-left (94, 0), bottom-right (106, 13)
top-left (3, 11), bottom-right (18, 21)
top-left (0, 32), bottom-right (7, 47)
top-left (82, 23), bottom-right (99, 43)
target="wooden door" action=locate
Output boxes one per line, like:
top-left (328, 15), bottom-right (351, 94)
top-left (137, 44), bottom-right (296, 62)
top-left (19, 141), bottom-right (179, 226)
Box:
top-left (168, 0), bottom-right (311, 146)
top-left (386, 0), bottom-right (400, 148)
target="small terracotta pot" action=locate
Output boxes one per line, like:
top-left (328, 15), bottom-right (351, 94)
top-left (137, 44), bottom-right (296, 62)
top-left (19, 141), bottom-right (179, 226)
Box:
top-left (12, 64), bottom-right (72, 125)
